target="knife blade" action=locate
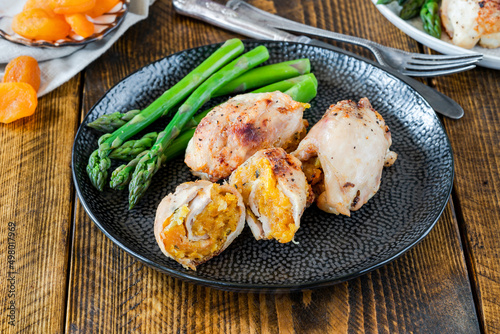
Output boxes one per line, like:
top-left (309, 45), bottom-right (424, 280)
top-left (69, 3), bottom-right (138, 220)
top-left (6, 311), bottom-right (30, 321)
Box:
top-left (172, 0), bottom-right (464, 119)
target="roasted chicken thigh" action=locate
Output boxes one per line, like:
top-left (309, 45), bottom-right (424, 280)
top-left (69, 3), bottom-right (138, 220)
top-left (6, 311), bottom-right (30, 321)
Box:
top-left (185, 91), bottom-right (309, 181)
top-left (293, 98), bottom-right (397, 216)
top-left (441, 0), bottom-right (500, 48)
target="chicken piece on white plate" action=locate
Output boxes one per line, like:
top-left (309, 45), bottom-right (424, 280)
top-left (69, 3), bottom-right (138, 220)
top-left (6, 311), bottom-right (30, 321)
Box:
top-left (293, 98), bottom-right (397, 217)
top-left (441, 0), bottom-right (500, 49)
top-left (185, 91), bottom-right (309, 182)
top-left (154, 180), bottom-right (245, 270)
top-left (229, 147), bottom-right (313, 243)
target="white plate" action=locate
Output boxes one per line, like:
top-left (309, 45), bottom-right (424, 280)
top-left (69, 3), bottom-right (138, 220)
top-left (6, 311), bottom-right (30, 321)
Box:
top-left (372, 0), bottom-right (500, 69)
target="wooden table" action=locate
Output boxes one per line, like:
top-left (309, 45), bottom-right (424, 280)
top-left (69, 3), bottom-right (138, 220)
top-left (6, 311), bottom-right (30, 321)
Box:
top-left (1, 0), bottom-right (499, 332)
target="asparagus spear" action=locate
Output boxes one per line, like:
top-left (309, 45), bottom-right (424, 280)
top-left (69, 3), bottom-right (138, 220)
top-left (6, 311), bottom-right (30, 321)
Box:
top-left (128, 46), bottom-right (270, 208)
top-left (110, 130), bottom-right (195, 190)
top-left (213, 59), bottom-right (310, 97)
top-left (109, 73), bottom-right (318, 190)
top-left (420, 0), bottom-right (441, 39)
top-left (88, 60), bottom-right (311, 133)
top-left (109, 132), bottom-right (157, 161)
top-left (110, 151), bottom-right (148, 190)
top-left (282, 76), bottom-right (318, 103)
top-left (112, 74), bottom-right (317, 162)
top-left (252, 73), bottom-right (317, 94)
top-left (87, 109), bottom-right (140, 133)
top-left (376, 0), bottom-right (395, 4)
top-left (400, 0), bottom-right (425, 20)
top-left (86, 38), bottom-right (245, 191)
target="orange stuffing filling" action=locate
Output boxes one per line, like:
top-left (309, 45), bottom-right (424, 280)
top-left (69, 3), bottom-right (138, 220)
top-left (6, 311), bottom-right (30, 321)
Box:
top-left (231, 157), bottom-right (296, 243)
top-left (160, 185), bottom-right (240, 262)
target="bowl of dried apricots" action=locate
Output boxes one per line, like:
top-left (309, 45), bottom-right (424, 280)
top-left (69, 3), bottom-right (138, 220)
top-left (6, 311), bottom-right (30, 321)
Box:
top-left (0, 0), bottom-right (129, 47)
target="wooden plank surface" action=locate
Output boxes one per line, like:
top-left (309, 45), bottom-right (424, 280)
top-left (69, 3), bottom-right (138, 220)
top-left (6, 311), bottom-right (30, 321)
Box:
top-left (432, 65), bottom-right (500, 333)
top-left (64, 0), bottom-right (481, 332)
top-left (67, 202), bottom-right (479, 333)
top-left (0, 77), bottom-right (81, 333)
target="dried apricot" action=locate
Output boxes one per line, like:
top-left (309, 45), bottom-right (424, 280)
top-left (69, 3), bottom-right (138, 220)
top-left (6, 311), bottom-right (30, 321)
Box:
top-left (23, 0), bottom-right (56, 16)
top-left (3, 56), bottom-right (41, 92)
top-left (12, 8), bottom-right (71, 41)
top-left (85, 0), bottom-right (120, 18)
top-left (0, 83), bottom-right (38, 124)
top-left (65, 13), bottom-right (94, 38)
top-left (52, 0), bottom-right (96, 15)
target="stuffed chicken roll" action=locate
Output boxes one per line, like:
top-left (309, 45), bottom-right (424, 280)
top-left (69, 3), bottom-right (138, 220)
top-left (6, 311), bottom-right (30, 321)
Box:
top-left (185, 91), bottom-right (309, 182)
top-left (229, 148), bottom-right (313, 243)
top-left (154, 180), bottom-right (245, 270)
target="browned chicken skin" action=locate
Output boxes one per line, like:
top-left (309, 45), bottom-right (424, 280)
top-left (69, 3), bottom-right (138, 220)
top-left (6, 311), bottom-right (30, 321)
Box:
top-left (185, 91), bottom-right (309, 182)
top-left (441, 0), bottom-right (500, 48)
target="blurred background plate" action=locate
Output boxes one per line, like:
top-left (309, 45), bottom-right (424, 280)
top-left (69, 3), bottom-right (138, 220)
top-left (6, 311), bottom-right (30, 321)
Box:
top-left (0, 0), bottom-right (129, 47)
top-left (72, 41), bottom-right (454, 292)
top-left (372, 0), bottom-right (500, 69)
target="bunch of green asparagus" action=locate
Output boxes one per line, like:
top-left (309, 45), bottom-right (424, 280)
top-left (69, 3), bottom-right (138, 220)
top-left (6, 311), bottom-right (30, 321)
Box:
top-left (86, 38), bottom-right (319, 209)
top-left (376, 0), bottom-right (441, 38)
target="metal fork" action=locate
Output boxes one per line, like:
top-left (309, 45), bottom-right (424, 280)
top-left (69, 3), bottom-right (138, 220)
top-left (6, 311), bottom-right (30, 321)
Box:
top-left (227, 0), bottom-right (483, 77)
top-left (173, 0), bottom-right (469, 117)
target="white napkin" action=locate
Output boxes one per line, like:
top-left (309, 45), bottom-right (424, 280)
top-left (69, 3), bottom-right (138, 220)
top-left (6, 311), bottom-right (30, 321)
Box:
top-left (0, 0), bottom-right (154, 97)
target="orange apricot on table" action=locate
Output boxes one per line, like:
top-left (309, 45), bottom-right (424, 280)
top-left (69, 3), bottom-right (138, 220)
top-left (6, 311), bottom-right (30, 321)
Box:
top-left (12, 8), bottom-right (71, 41)
top-left (0, 83), bottom-right (38, 124)
top-left (3, 56), bottom-right (41, 92)
top-left (65, 13), bottom-right (95, 38)
top-left (85, 0), bottom-right (120, 18)
top-left (52, 0), bottom-right (96, 15)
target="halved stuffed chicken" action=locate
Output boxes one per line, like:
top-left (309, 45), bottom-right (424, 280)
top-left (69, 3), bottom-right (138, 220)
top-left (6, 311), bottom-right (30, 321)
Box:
top-left (154, 180), bottom-right (245, 270)
top-left (228, 147), bottom-right (313, 243)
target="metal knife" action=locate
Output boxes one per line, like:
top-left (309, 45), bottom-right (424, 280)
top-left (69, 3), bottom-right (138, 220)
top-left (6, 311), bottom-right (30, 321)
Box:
top-left (172, 0), bottom-right (464, 119)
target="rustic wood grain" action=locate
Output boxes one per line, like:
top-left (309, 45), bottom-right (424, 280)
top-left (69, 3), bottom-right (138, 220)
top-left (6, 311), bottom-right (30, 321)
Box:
top-left (63, 0), bottom-right (482, 332)
top-left (0, 76), bottom-right (81, 333)
top-left (67, 203), bottom-right (479, 333)
top-left (428, 64), bottom-right (500, 333)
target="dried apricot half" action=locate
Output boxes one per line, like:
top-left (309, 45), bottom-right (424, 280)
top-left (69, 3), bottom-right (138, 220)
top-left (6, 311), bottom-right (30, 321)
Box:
top-left (65, 13), bottom-right (95, 38)
top-left (12, 8), bottom-right (71, 41)
top-left (52, 0), bottom-right (96, 15)
top-left (23, 0), bottom-right (56, 16)
top-left (85, 0), bottom-right (120, 18)
top-left (0, 83), bottom-right (38, 124)
top-left (3, 56), bottom-right (41, 92)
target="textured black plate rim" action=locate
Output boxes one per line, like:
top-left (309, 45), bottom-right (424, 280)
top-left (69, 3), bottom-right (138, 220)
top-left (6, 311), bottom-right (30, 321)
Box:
top-left (0, 0), bottom-right (129, 48)
top-left (72, 40), bottom-right (454, 293)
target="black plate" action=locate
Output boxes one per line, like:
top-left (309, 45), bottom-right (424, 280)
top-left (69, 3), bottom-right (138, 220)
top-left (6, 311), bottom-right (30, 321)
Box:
top-left (72, 41), bottom-right (454, 292)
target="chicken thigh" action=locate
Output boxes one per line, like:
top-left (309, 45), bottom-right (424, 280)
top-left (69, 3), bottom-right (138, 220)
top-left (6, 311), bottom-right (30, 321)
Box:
top-left (185, 91), bottom-right (309, 182)
top-left (441, 0), bottom-right (500, 48)
top-left (293, 98), bottom-right (397, 216)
